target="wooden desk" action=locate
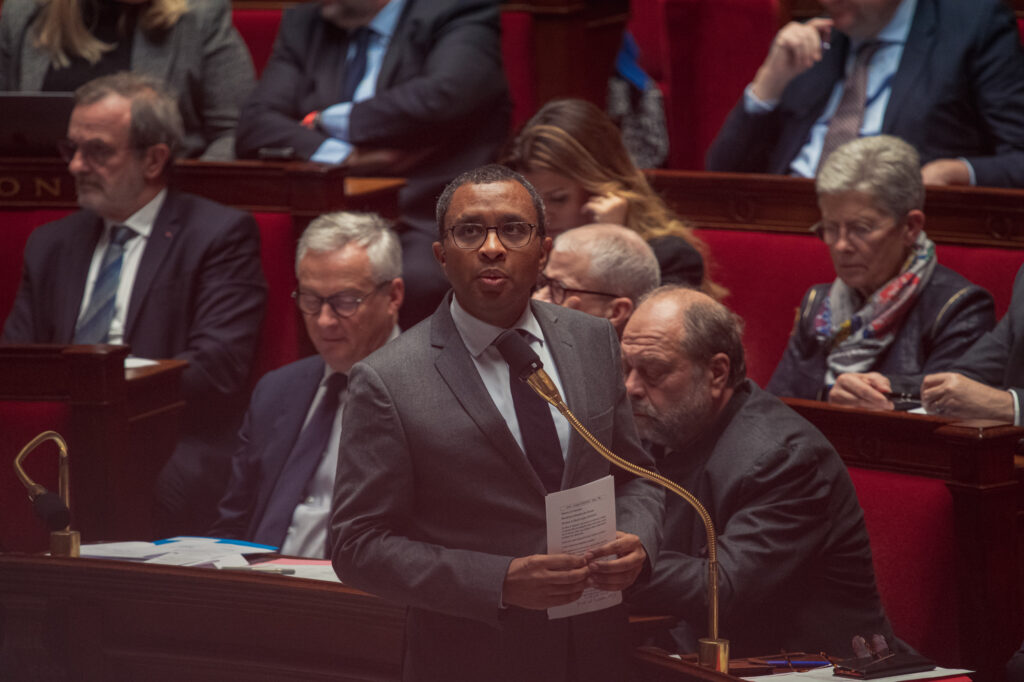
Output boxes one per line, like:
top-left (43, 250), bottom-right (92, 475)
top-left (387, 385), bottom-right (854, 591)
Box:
top-left (782, 398), bottom-right (1023, 682)
top-left (0, 555), bottom-right (706, 681)
top-left (0, 346), bottom-right (186, 550)
top-left (0, 158), bottom-right (404, 221)
top-left (648, 170), bottom-right (1024, 248)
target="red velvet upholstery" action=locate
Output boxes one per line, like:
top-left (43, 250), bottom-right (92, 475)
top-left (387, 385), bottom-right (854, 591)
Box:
top-left (696, 228), bottom-right (834, 386)
top-left (936, 244), bottom-right (1023, 319)
top-left (0, 401), bottom-right (71, 553)
top-left (847, 467), bottom-right (960, 665)
top-left (500, 11), bottom-right (537, 131)
top-left (0, 209), bottom-right (75, 326)
top-left (251, 212), bottom-right (303, 379)
top-left (232, 8), bottom-right (283, 76)
top-left (630, 0), bottom-right (778, 170)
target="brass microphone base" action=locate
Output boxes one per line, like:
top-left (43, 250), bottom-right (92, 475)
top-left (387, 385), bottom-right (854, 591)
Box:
top-left (50, 530), bottom-right (80, 558)
top-left (698, 638), bottom-right (729, 673)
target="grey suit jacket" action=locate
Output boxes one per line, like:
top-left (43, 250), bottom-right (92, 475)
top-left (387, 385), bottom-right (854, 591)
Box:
top-left (330, 296), bottom-right (664, 681)
top-left (0, 0), bottom-right (255, 159)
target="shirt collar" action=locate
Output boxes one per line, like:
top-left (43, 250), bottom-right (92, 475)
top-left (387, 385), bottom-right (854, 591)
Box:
top-left (368, 0), bottom-right (404, 40)
top-left (320, 323), bottom-right (401, 383)
top-left (450, 295), bottom-right (544, 358)
top-left (871, 0), bottom-right (916, 45)
top-left (105, 187), bottom-right (166, 239)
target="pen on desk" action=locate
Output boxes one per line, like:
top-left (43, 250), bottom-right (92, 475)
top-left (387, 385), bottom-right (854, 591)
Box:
top-left (222, 566), bottom-right (295, 575)
top-left (884, 391), bottom-right (920, 402)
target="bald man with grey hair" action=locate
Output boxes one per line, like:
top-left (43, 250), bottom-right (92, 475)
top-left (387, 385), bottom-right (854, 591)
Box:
top-left (533, 223), bottom-right (660, 336)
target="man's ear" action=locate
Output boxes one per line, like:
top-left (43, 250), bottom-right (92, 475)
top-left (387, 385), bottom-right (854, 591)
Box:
top-left (707, 352), bottom-right (731, 401)
top-left (606, 297), bottom-right (634, 334)
top-left (142, 143), bottom-right (171, 180)
top-left (432, 241), bottom-right (446, 268)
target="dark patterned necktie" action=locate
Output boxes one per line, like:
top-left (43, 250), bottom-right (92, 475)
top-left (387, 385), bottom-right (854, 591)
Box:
top-left (505, 330), bottom-right (564, 493)
top-left (818, 41), bottom-right (883, 171)
top-left (339, 26), bottom-right (374, 103)
top-left (252, 372), bottom-right (348, 547)
top-left (73, 224), bottom-right (136, 343)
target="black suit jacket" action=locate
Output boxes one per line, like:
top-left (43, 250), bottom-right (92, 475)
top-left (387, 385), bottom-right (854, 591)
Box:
top-left (629, 381), bottom-right (894, 657)
top-left (235, 0), bottom-right (509, 231)
top-left (706, 0), bottom-right (1024, 188)
top-left (767, 265), bottom-right (995, 400)
top-left (210, 354), bottom-right (324, 540)
top-left (954, 263), bottom-right (1024, 397)
top-left (1, 190), bottom-right (267, 404)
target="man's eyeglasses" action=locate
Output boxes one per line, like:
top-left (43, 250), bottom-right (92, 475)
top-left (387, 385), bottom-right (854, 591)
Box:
top-left (292, 281), bottom-right (390, 318)
top-left (447, 222), bottom-right (536, 249)
top-left (57, 139), bottom-right (120, 166)
top-left (536, 273), bottom-right (619, 305)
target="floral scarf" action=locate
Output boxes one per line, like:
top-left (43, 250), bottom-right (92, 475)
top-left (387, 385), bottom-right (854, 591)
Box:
top-left (814, 232), bottom-right (937, 388)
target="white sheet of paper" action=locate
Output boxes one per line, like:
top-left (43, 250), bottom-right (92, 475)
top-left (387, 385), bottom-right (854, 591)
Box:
top-left (743, 665), bottom-right (973, 682)
top-left (545, 474), bottom-right (620, 620)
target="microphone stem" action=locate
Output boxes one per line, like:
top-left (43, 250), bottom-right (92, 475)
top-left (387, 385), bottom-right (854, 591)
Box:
top-left (528, 373), bottom-right (721, 641)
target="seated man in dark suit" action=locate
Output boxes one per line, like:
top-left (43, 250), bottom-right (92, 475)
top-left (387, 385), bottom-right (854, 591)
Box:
top-left (624, 286), bottom-right (895, 657)
top-left (532, 223), bottom-right (661, 337)
top-left (1, 72), bottom-right (267, 536)
top-left (235, 0), bottom-right (508, 328)
top-left (921, 263), bottom-right (1024, 423)
top-left (705, 0), bottom-right (1024, 188)
top-left (211, 211), bottom-right (403, 557)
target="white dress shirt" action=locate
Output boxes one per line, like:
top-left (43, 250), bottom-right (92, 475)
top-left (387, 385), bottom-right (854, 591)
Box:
top-left (76, 188), bottom-right (167, 344)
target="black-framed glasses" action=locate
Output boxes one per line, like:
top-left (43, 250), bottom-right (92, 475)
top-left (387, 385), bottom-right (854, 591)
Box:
top-left (292, 281), bottom-right (390, 318)
top-left (535, 273), bottom-right (619, 304)
top-left (57, 138), bottom-right (122, 166)
top-left (447, 222), bottom-right (536, 249)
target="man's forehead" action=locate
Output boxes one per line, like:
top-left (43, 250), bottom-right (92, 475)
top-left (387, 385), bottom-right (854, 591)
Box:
top-left (546, 248), bottom-right (590, 287)
top-left (446, 181), bottom-right (537, 223)
top-left (69, 95), bottom-right (132, 139)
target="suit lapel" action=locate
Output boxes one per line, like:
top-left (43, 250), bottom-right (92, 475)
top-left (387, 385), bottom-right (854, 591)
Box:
top-left (315, 22), bottom-right (352, 106)
top-left (431, 299), bottom-right (547, 496)
top-left (376, 0), bottom-right (419, 88)
top-left (250, 359), bottom-right (325, 532)
top-left (125, 192), bottom-right (177, 339)
top-left (533, 302), bottom-right (591, 489)
top-left (58, 214), bottom-right (104, 341)
top-left (883, 0), bottom-right (934, 133)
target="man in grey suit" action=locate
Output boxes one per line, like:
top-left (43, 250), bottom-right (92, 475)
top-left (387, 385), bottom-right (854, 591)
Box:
top-left (330, 164), bottom-right (663, 681)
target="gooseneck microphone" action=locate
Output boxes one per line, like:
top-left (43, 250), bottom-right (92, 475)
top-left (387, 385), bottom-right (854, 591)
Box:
top-left (13, 430), bottom-right (80, 557)
top-left (494, 330), bottom-right (730, 672)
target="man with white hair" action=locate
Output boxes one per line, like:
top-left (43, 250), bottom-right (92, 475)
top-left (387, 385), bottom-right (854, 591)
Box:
top-left (211, 211), bottom-right (403, 557)
top-left (532, 223), bottom-right (660, 336)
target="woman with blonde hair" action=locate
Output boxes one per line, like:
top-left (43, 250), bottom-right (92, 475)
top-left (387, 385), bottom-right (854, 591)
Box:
top-left (0, 0), bottom-right (254, 159)
top-left (504, 97), bottom-right (725, 299)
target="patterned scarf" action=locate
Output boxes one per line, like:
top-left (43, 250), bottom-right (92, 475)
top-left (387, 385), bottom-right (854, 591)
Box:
top-left (815, 231), bottom-right (937, 387)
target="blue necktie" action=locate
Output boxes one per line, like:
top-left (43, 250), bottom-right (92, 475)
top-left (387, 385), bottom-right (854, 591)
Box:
top-left (339, 27), bottom-right (373, 103)
top-left (73, 224), bottom-right (136, 344)
top-left (506, 330), bottom-right (564, 493)
top-left (252, 372), bottom-right (348, 548)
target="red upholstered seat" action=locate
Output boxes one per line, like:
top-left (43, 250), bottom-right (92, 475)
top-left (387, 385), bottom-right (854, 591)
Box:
top-left (232, 9), bottom-right (284, 76)
top-left (630, 0), bottom-right (778, 170)
top-left (251, 212), bottom-right (303, 380)
top-left (0, 401), bottom-right (71, 553)
top-left (695, 228), bottom-right (833, 386)
top-left (934, 244), bottom-right (1023, 319)
top-left (0, 209), bottom-right (75, 326)
top-left (500, 11), bottom-right (537, 131)
top-left (847, 467), bottom-right (960, 666)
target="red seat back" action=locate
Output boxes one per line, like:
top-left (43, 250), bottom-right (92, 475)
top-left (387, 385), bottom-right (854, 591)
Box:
top-left (500, 11), bottom-right (537, 131)
top-left (0, 209), bottom-right (76, 325)
top-left (232, 9), bottom-right (283, 76)
top-left (847, 468), bottom-right (960, 665)
top-left (934, 244), bottom-right (1023, 319)
top-left (251, 212), bottom-right (303, 380)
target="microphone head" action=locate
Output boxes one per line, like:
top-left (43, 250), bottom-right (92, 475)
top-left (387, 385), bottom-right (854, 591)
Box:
top-left (494, 329), bottom-right (543, 382)
top-left (32, 491), bottom-right (70, 531)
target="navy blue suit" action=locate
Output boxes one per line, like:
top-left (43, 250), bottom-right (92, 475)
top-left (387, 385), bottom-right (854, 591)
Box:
top-left (2, 190), bottom-right (267, 535)
top-left (706, 0), bottom-right (1024, 188)
top-left (210, 354), bottom-right (324, 540)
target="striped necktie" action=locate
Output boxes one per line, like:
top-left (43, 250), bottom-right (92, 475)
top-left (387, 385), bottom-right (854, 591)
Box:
top-left (74, 224), bottom-right (136, 344)
top-left (818, 41), bottom-right (883, 171)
